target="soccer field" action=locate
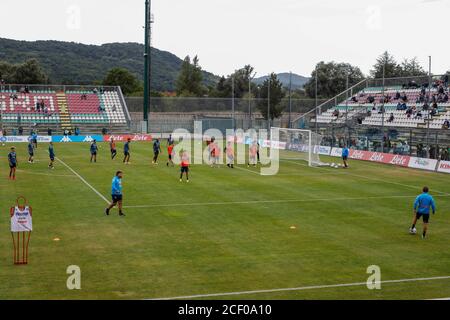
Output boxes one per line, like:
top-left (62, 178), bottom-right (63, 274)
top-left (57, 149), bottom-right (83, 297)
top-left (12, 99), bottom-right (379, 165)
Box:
top-left (0, 141), bottom-right (449, 300)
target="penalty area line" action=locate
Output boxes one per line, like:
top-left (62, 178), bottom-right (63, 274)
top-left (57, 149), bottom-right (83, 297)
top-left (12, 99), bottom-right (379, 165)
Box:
top-left (56, 157), bottom-right (110, 204)
top-left (148, 275), bottom-right (450, 300)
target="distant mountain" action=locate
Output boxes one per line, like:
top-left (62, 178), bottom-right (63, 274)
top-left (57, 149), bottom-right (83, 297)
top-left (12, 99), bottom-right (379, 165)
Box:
top-left (253, 73), bottom-right (310, 89)
top-left (0, 38), bottom-right (218, 92)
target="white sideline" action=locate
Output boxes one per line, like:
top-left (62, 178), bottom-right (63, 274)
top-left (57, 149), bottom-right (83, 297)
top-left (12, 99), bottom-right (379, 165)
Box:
top-left (56, 157), bottom-right (110, 204)
top-left (149, 275), bottom-right (450, 300)
top-left (124, 194), bottom-right (450, 209)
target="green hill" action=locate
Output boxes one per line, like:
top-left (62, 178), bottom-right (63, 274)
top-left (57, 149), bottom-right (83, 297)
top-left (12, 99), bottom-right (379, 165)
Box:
top-left (254, 72), bottom-right (310, 90)
top-left (0, 38), bottom-right (218, 92)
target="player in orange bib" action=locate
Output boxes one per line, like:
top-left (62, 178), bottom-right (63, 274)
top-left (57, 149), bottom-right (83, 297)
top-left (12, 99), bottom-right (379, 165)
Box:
top-left (110, 138), bottom-right (117, 160)
top-left (248, 141), bottom-right (257, 167)
top-left (180, 151), bottom-right (190, 183)
top-left (167, 144), bottom-right (174, 167)
top-left (225, 141), bottom-right (234, 168)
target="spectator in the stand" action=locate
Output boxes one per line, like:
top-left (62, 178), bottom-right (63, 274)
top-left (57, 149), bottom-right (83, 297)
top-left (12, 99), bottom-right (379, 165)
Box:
top-left (367, 95), bottom-right (375, 103)
top-left (378, 105), bottom-right (385, 114)
top-left (443, 93), bottom-right (448, 103)
top-left (441, 148), bottom-right (449, 161)
top-left (18, 126), bottom-right (23, 135)
top-left (406, 106), bottom-right (413, 118)
top-left (388, 113), bottom-right (395, 123)
top-left (81, 93), bottom-right (87, 100)
top-left (75, 127), bottom-right (80, 136)
top-left (102, 128), bottom-right (108, 135)
top-left (93, 88), bottom-right (98, 94)
top-left (415, 110), bottom-right (423, 119)
top-left (25, 86), bottom-right (30, 94)
top-left (47, 128), bottom-right (52, 136)
top-left (444, 74), bottom-right (449, 87)
top-left (395, 91), bottom-right (401, 100)
top-left (332, 109), bottom-right (340, 118)
top-left (422, 103), bottom-right (429, 111)
top-left (401, 92), bottom-right (408, 102)
top-left (438, 85), bottom-right (445, 95)
top-left (443, 119), bottom-right (450, 130)
top-left (351, 96), bottom-right (358, 103)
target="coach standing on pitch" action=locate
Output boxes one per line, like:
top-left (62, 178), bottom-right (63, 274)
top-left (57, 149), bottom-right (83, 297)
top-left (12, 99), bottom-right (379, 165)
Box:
top-left (105, 171), bottom-right (125, 217)
top-left (410, 187), bottom-right (436, 239)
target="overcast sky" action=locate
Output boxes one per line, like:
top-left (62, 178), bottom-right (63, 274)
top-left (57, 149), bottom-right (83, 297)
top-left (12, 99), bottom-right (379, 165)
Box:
top-left (0, 0), bottom-right (449, 77)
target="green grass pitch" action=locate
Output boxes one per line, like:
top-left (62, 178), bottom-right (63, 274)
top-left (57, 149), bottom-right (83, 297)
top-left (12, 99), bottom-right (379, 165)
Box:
top-left (0, 141), bottom-right (449, 300)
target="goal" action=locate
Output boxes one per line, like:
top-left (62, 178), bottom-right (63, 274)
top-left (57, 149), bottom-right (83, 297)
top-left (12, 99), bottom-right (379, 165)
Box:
top-left (270, 127), bottom-right (325, 167)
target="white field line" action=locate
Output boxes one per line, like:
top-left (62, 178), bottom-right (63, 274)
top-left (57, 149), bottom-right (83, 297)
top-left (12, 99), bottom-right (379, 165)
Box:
top-left (124, 194), bottom-right (450, 209)
top-left (282, 160), bottom-right (450, 196)
top-left (56, 157), bottom-right (110, 204)
top-left (16, 169), bottom-right (76, 178)
top-left (149, 275), bottom-right (450, 300)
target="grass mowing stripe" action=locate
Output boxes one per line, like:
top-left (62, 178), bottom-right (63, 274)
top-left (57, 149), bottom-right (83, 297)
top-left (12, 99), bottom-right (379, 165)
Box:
top-left (124, 194), bottom-right (450, 209)
top-left (56, 157), bottom-right (110, 204)
top-left (149, 275), bottom-right (450, 300)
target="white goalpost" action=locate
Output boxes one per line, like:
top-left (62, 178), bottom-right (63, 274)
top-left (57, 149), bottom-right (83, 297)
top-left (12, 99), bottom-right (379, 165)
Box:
top-left (270, 127), bottom-right (326, 167)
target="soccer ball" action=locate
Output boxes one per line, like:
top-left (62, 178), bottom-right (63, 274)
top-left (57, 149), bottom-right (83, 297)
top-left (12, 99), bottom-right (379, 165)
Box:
top-left (409, 228), bottom-right (417, 235)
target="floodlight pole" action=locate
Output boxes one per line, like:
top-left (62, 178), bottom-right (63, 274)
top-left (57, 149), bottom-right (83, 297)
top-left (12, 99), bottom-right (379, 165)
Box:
top-left (249, 72), bottom-right (256, 129)
top-left (426, 56), bottom-right (431, 159)
top-left (232, 76), bottom-right (235, 130)
top-left (288, 71), bottom-right (292, 128)
top-left (381, 63), bottom-right (386, 153)
top-left (315, 65), bottom-right (319, 134)
top-left (267, 74), bottom-right (271, 133)
top-left (143, 0), bottom-right (152, 133)
top-left (345, 72), bottom-right (349, 145)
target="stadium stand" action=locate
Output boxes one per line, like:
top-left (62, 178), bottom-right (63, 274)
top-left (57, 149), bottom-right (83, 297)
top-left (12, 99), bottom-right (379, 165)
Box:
top-left (0, 86), bottom-right (130, 134)
top-left (313, 84), bottom-right (450, 130)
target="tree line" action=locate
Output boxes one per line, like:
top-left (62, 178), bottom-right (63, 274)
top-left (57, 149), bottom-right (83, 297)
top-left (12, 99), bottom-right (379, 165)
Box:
top-left (1, 51), bottom-right (448, 122)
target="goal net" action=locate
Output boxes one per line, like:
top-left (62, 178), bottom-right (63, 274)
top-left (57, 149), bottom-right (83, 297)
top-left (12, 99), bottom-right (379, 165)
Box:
top-left (270, 127), bottom-right (325, 167)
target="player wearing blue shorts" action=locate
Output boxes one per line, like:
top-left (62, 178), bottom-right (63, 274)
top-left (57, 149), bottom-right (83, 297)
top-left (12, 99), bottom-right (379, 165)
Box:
top-left (90, 139), bottom-right (98, 163)
top-left (105, 171), bottom-right (125, 217)
top-left (410, 186), bottom-right (436, 239)
top-left (342, 145), bottom-right (349, 168)
top-left (48, 142), bottom-right (55, 169)
top-left (28, 141), bottom-right (34, 163)
top-left (152, 139), bottom-right (161, 164)
top-left (8, 147), bottom-right (18, 180)
top-left (123, 138), bottom-right (131, 164)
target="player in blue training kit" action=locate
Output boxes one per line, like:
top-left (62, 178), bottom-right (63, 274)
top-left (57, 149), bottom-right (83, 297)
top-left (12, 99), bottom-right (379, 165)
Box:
top-left (152, 139), bottom-right (162, 164)
top-left (8, 147), bottom-right (18, 180)
top-left (105, 171), bottom-right (125, 217)
top-left (90, 139), bottom-right (98, 163)
top-left (48, 142), bottom-right (55, 169)
top-left (28, 141), bottom-right (34, 163)
top-left (342, 145), bottom-right (349, 168)
top-left (123, 138), bottom-right (131, 164)
top-left (410, 186), bottom-right (436, 239)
